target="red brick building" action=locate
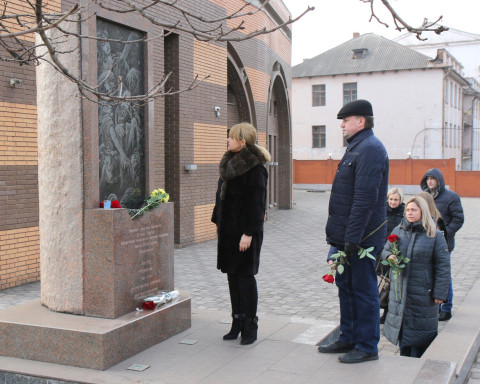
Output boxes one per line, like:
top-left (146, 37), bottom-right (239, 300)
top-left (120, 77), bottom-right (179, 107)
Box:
top-left (0, 0), bottom-right (293, 289)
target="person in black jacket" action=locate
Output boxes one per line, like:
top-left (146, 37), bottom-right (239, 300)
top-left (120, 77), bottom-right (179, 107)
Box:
top-left (379, 187), bottom-right (405, 324)
top-left (420, 168), bottom-right (464, 321)
top-left (387, 187), bottom-right (405, 235)
top-left (318, 100), bottom-right (389, 364)
top-left (211, 123), bottom-right (270, 345)
top-left (382, 196), bottom-right (450, 358)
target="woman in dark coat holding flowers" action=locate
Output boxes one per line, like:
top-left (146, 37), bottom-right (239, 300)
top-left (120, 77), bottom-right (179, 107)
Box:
top-left (382, 196), bottom-right (450, 358)
top-left (211, 123), bottom-right (270, 345)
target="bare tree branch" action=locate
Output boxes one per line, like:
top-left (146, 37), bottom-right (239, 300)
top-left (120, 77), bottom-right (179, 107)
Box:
top-left (2, 0), bottom-right (313, 101)
top-left (360, 0), bottom-right (448, 40)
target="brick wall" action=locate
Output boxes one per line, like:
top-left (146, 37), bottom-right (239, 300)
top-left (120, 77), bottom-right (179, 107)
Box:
top-left (0, 2), bottom-right (40, 287)
top-left (292, 158), bottom-right (480, 197)
top-left (0, 227), bottom-right (40, 289)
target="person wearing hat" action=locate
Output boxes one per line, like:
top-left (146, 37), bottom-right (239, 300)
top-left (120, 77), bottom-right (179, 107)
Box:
top-left (318, 99), bottom-right (389, 363)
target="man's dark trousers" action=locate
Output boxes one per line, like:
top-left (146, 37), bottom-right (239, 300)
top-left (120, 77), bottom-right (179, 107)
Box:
top-left (335, 248), bottom-right (380, 354)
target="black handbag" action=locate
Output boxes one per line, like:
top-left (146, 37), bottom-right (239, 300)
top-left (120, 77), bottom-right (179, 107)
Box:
top-left (376, 261), bottom-right (390, 309)
top-left (378, 274), bottom-right (390, 309)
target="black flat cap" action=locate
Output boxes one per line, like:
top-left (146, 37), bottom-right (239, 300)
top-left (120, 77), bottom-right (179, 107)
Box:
top-left (337, 99), bottom-right (373, 119)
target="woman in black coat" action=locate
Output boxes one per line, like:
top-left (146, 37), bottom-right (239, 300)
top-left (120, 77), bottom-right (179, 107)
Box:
top-left (386, 187), bottom-right (405, 235)
top-left (382, 196), bottom-right (450, 358)
top-left (211, 123), bottom-right (270, 345)
top-left (379, 187), bottom-right (405, 323)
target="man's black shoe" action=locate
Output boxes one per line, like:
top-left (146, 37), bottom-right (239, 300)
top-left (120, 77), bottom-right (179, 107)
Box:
top-left (338, 348), bottom-right (379, 364)
top-left (439, 311), bottom-right (452, 321)
top-left (318, 341), bottom-right (355, 354)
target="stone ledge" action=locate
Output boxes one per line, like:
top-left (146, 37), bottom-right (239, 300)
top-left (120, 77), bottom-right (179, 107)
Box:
top-left (0, 293), bottom-right (191, 370)
top-left (422, 279), bottom-right (480, 384)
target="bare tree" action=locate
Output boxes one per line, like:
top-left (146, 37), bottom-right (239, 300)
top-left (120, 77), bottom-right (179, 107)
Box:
top-left (361, 0), bottom-right (448, 40)
top-left (0, 0), bottom-right (450, 102)
top-left (0, 0), bottom-right (313, 103)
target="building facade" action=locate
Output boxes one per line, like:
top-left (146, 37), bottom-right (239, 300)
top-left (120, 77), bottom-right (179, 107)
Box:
top-left (394, 29), bottom-right (480, 170)
top-left (292, 33), bottom-right (480, 170)
top-left (0, 0), bottom-right (293, 289)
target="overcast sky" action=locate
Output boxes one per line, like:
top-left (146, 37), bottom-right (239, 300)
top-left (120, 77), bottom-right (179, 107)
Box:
top-left (281, 0), bottom-right (480, 66)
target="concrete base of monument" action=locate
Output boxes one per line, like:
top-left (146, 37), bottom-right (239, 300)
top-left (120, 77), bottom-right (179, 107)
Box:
top-left (0, 292), bottom-right (191, 370)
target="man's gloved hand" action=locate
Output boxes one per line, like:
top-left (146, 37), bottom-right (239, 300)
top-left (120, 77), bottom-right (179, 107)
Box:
top-left (344, 242), bottom-right (359, 257)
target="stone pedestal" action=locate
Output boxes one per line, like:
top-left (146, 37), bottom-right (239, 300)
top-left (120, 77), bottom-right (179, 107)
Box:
top-left (0, 296), bottom-right (191, 370)
top-left (84, 205), bottom-right (174, 318)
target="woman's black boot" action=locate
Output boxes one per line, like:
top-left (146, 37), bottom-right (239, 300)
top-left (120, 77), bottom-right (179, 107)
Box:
top-left (241, 316), bottom-right (258, 345)
top-left (223, 313), bottom-right (245, 340)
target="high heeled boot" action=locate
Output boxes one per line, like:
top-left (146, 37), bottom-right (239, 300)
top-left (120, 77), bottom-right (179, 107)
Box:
top-left (223, 313), bottom-right (245, 340)
top-left (240, 316), bottom-right (258, 345)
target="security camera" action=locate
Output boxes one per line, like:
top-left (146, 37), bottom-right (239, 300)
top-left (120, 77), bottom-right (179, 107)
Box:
top-left (214, 106), bottom-right (220, 112)
top-left (10, 78), bottom-right (23, 88)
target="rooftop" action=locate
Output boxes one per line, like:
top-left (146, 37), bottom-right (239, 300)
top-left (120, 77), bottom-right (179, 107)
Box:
top-left (292, 33), bottom-right (436, 78)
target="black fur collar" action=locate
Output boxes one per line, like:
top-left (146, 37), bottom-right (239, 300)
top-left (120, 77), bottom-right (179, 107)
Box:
top-left (219, 144), bottom-right (267, 199)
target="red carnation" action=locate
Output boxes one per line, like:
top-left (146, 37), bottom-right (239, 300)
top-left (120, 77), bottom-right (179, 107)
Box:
top-left (111, 200), bottom-right (122, 208)
top-left (387, 234), bottom-right (399, 243)
top-left (323, 274), bottom-right (334, 284)
top-left (142, 301), bottom-right (156, 310)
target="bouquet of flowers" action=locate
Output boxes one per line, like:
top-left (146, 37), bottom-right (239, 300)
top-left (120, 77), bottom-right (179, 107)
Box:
top-left (323, 246), bottom-right (376, 284)
top-left (322, 220), bottom-right (387, 284)
top-left (381, 234), bottom-right (410, 299)
top-left (128, 188), bottom-right (169, 219)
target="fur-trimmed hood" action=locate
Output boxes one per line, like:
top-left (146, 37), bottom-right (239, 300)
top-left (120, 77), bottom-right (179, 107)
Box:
top-left (219, 144), bottom-right (268, 200)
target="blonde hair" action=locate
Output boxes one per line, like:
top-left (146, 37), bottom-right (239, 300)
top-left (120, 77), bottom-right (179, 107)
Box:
top-left (229, 122), bottom-right (271, 161)
top-left (387, 187), bottom-right (404, 202)
top-left (417, 191), bottom-right (442, 223)
top-left (404, 196), bottom-right (437, 238)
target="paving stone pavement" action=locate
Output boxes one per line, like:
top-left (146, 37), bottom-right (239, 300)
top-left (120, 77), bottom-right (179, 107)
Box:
top-left (1, 190), bottom-right (480, 359)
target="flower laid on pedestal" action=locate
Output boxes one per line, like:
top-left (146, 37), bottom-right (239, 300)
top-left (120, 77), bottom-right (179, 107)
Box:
top-left (128, 188), bottom-right (170, 219)
top-left (381, 234), bottom-right (410, 299)
top-left (323, 220), bottom-right (387, 284)
top-left (141, 290), bottom-right (180, 310)
top-left (99, 200), bottom-right (122, 208)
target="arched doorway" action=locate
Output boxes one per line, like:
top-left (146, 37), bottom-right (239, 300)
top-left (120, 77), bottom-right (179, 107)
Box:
top-left (227, 44), bottom-right (255, 130)
top-left (267, 63), bottom-right (292, 210)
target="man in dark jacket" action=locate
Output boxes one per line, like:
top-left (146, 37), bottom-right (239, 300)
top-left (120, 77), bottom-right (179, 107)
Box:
top-left (318, 99), bottom-right (389, 363)
top-left (420, 168), bottom-right (464, 321)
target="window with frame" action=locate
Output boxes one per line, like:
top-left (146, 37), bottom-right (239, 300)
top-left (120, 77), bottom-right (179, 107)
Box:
top-left (444, 122), bottom-right (448, 147)
top-left (343, 82), bottom-right (357, 105)
top-left (312, 125), bottom-right (326, 148)
top-left (454, 84), bottom-right (458, 109)
top-left (352, 48), bottom-right (368, 59)
top-left (445, 80), bottom-right (449, 105)
top-left (450, 81), bottom-right (454, 107)
top-left (449, 123), bottom-right (453, 148)
top-left (312, 84), bottom-right (326, 107)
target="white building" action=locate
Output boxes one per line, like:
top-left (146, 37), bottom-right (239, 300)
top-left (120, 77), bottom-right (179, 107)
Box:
top-left (394, 28), bottom-right (480, 81)
top-left (292, 33), bottom-right (480, 170)
top-left (394, 29), bottom-right (480, 170)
